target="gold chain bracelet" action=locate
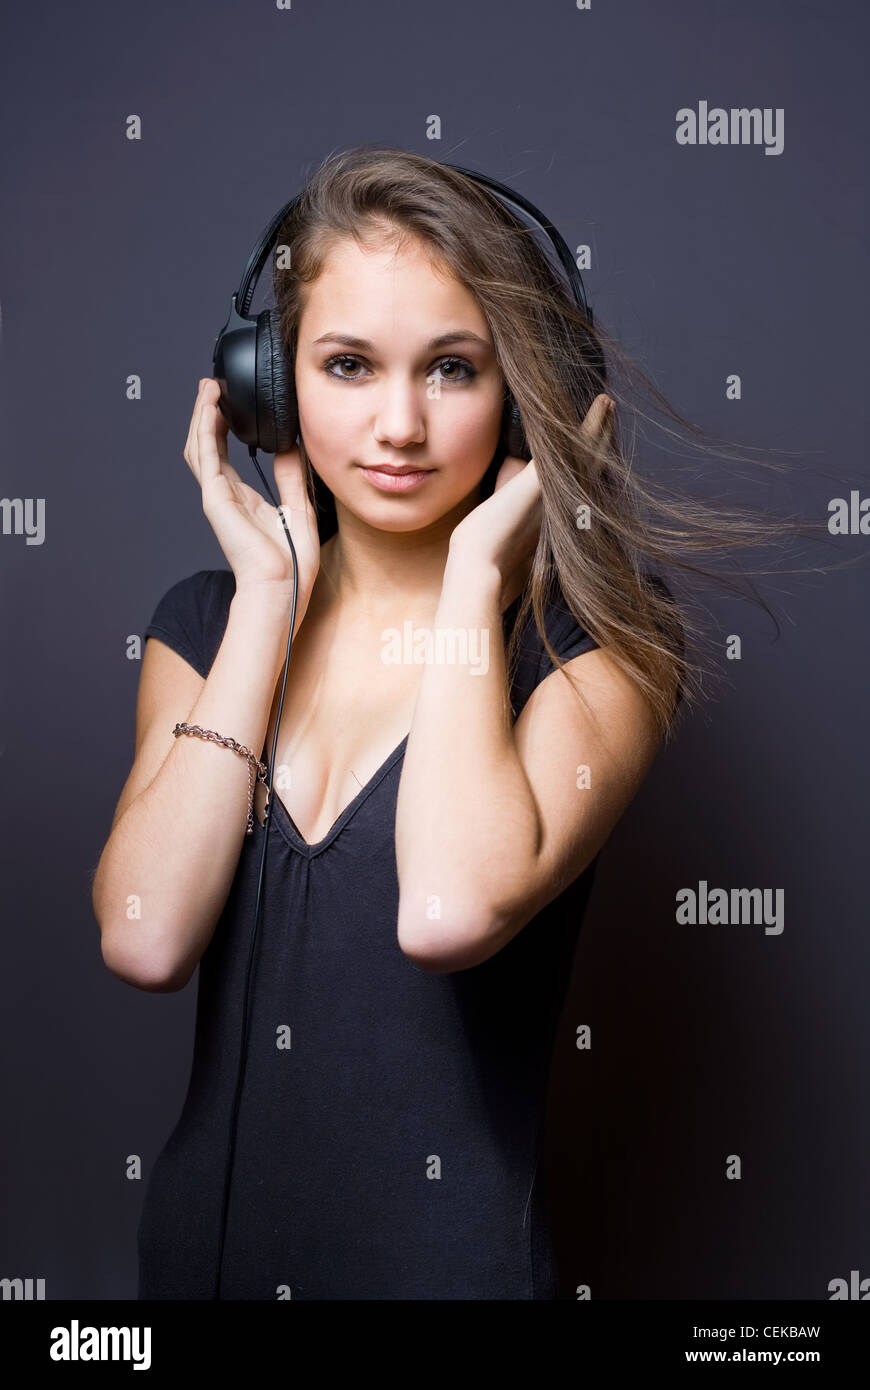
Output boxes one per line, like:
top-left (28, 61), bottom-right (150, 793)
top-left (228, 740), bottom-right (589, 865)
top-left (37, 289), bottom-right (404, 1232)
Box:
top-left (173, 722), bottom-right (269, 835)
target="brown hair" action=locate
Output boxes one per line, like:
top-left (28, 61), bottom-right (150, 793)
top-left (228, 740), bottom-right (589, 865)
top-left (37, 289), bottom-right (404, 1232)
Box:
top-left (271, 142), bottom-right (849, 743)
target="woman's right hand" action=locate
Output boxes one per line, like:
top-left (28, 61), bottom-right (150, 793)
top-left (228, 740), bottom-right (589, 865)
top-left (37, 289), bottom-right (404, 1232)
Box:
top-left (183, 378), bottom-right (321, 619)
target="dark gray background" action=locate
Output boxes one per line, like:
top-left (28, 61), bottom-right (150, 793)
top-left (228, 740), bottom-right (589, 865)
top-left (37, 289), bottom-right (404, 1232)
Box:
top-left (1, 0), bottom-right (867, 1299)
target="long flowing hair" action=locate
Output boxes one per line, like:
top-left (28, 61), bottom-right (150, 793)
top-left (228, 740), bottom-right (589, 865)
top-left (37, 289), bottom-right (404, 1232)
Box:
top-left (271, 143), bottom-right (843, 741)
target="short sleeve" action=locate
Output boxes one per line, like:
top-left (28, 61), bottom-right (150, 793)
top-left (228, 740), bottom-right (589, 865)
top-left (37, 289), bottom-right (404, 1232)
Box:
top-left (535, 594), bottom-right (600, 679)
top-left (504, 578), bottom-right (599, 718)
top-left (144, 569), bottom-right (235, 679)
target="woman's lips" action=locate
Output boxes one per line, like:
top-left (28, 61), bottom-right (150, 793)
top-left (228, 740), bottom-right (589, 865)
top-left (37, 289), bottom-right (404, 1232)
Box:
top-left (359, 466), bottom-right (435, 493)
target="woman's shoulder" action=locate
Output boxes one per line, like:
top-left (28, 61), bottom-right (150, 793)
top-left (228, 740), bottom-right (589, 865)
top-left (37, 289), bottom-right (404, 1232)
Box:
top-left (144, 568), bottom-right (236, 679)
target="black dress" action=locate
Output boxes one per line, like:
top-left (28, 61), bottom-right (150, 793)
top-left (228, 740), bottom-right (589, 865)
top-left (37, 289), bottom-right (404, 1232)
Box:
top-left (136, 568), bottom-right (608, 1300)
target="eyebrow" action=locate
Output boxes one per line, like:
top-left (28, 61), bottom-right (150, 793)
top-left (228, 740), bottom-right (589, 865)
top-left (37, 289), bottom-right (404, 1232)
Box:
top-left (310, 330), bottom-right (493, 351)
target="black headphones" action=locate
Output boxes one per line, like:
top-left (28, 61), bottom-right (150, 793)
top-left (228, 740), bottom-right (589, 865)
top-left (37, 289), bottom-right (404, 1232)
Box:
top-left (208, 163), bottom-right (604, 1299)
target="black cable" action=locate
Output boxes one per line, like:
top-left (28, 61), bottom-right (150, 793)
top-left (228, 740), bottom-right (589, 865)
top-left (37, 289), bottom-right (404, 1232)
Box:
top-left (213, 444), bottom-right (299, 1299)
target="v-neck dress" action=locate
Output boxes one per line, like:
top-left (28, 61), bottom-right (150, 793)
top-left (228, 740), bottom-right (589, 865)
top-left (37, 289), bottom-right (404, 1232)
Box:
top-left (134, 567), bottom-right (637, 1301)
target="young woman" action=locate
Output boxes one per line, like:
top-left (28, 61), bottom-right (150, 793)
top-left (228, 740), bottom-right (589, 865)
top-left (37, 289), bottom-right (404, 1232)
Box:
top-left (92, 146), bottom-right (786, 1300)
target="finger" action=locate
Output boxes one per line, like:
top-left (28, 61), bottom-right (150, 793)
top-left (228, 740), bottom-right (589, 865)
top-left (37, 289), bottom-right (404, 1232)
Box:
top-left (581, 395), bottom-right (617, 482)
top-left (183, 378), bottom-right (212, 485)
top-left (579, 393), bottom-right (612, 442)
top-left (196, 402), bottom-right (229, 489)
top-left (493, 454), bottom-right (526, 492)
top-left (494, 454), bottom-right (541, 496)
top-left (196, 382), bottom-right (231, 489)
top-left (272, 445), bottom-right (314, 516)
top-left (269, 446), bottom-right (321, 548)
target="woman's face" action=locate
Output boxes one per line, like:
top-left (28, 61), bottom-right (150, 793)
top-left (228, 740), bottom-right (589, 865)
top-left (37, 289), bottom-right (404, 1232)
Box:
top-left (294, 234), bottom-right (505, 533)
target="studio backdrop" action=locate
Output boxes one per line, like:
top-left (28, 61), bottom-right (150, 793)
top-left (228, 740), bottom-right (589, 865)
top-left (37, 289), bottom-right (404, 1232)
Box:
top-left (1, 0), bottom-right (867, 1302)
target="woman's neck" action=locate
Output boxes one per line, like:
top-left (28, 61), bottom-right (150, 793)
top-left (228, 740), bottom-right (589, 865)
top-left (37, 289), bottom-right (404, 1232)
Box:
top-left (317, 492), bottom-right (481, 623)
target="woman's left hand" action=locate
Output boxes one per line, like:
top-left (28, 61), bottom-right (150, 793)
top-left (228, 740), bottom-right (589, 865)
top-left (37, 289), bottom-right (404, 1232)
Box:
top-left (449, 392), bottom-right (613, 611)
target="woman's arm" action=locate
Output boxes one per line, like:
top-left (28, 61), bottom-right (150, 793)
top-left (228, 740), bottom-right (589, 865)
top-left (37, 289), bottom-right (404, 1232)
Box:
top-left (92, 585), bottom-right (293, 993)
top-left (394, 548), bottom-right (534, 958)
top-left (394, 545), bottom-right (663, 973)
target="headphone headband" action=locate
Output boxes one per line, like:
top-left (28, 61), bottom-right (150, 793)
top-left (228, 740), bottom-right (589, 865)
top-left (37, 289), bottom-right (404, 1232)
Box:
top-left (228, 162), bottom-right (594, 325)
top-left (445, 163), bottom-right (593, 321)
top-left (234, 194), bottom-right (299, 317)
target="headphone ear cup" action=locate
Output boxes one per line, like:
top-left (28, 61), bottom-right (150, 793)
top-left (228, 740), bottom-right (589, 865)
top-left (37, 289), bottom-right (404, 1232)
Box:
top-left (503, 396), bottom-right (530, 461)
top-left (255, 307), bottom-right (299, 454)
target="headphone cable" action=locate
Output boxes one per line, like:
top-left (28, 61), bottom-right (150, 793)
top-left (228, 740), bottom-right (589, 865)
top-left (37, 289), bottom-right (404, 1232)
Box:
top-left (213, 443), bottom-right (299, 1299)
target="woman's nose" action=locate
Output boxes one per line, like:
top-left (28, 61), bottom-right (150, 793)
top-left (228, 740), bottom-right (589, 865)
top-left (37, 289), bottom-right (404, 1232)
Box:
top-left (372, 387), bottom-right (427, 448)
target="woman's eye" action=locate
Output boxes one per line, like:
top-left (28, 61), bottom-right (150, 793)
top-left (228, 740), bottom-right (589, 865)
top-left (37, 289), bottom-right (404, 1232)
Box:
top-left (322, 355), bottom-right (476, 383)
top-left (433, 357), bottom-right (475, 383)
top-left (325, 355), bottom-right (366, 380)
